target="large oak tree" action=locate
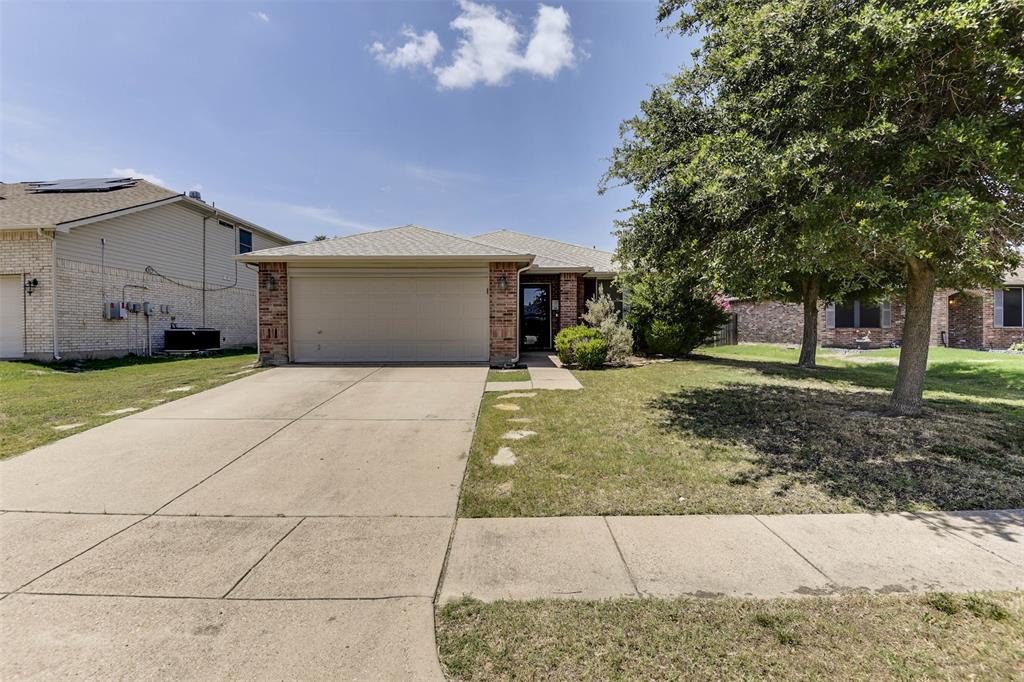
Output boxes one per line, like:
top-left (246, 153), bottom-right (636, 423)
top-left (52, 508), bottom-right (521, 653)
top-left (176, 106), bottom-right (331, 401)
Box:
top-left (607, 0), bottom-right (1024, 413)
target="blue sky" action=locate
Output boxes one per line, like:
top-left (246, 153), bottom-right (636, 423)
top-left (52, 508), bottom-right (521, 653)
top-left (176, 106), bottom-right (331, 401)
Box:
top-left (1, 1), bottom-right (693, 249)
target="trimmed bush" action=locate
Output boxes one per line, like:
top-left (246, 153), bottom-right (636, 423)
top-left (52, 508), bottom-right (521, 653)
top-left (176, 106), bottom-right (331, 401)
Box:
top-left (572, 338), bottom-right (609, 369)
top-left (625, 270), bottom-right (731, 357)
top-left (554, 325), bottom-right (602, 365)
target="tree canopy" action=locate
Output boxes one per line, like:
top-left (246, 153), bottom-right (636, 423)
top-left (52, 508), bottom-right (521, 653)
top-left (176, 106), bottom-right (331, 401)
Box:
top-left (606, 0), bottom-right (1024, 413)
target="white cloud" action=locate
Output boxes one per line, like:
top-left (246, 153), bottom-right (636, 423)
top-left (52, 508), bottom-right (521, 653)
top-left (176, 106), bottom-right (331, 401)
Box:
top-left (253, 11), bottom-right (270, 24)
top-left (371, 29), bottom-right (442, 70)
top-left (284, 203), bottom-right (375, 232)
top-left (112, 168), bottom-right (167, 186)
top-left (373, 1), bottom-right (579, 90)
top-left (403, 162), bottom-right (481, 186)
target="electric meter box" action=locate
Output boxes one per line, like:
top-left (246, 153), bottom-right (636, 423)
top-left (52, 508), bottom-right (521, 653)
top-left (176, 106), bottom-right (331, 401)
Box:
top-left (105, 302), bottom-right (128, 320)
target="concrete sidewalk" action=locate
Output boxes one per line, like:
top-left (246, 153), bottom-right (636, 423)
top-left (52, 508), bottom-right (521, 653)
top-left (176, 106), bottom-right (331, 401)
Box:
top-left (439, 510), bottom-right (1024, 602)
top-left (485, 352), bottom-right (583, 392)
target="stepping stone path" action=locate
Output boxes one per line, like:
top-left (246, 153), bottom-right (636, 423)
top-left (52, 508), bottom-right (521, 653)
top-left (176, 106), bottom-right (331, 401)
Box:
top-left (494, 403), bottom-right (521, 411)
top-left (508, 417), bottom-right (535, 423)
top-left (99, 407), bottom-right (140, 416)
top-left (490, 447), bottom-right (518, 467)
top-left (502, 430), bottom-right (537, 441)
top-left (165, 386), bottom-right (193, 393)
top-left (53, 423), bottom-right (85, 432)
top-left (501, 392), bottom-right (536, 399)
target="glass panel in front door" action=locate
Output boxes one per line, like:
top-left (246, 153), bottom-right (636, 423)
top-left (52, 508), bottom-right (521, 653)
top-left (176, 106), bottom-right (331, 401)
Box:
top-left (521, 285), bottom-right (550, 349)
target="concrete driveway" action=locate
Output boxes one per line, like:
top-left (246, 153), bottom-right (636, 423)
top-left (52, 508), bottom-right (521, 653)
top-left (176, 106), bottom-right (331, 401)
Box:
top-left (0, 365), bottom-right (487, 680)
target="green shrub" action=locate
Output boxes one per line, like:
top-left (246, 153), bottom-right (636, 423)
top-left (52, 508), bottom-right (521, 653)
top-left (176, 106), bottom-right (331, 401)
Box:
top-left (624, 270), bottom-right (731, 357)
top-left (572, 338), bottom-right (609, 369)
top-left (554, 325), bottom-right (602, 365)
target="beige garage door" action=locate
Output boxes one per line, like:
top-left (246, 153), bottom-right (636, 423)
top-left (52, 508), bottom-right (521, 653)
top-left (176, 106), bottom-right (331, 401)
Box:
top-left (0, 275), bottom-right (26, 358)
top-left (289, 269), bottom-right (489, 362)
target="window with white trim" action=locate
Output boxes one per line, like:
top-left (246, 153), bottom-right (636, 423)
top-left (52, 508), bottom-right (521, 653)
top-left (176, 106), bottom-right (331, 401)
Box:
top-left (238, 228), bottom-right (253, 254)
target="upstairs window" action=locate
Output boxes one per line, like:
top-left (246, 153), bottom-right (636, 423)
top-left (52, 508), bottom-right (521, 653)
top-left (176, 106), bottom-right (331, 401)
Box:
top-left (238, 228), bottom-right (253, 254)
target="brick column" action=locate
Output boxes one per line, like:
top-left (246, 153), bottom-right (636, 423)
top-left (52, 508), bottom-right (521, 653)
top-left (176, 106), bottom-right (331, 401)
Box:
top-left (489, 262), bottom-right (518, 365)
top-left (559, 272), bottom-right (580, 330)
top-left (258, 262), bottom-right (289, 365)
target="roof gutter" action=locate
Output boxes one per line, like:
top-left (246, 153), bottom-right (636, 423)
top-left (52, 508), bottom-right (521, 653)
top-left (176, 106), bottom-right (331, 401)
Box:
top-left (234, 253), bottom-right (537, 264)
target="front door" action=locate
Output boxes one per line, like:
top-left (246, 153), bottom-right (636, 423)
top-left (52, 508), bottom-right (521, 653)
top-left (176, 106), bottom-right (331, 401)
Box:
top-left (521, 284), bottom-right (551, 350)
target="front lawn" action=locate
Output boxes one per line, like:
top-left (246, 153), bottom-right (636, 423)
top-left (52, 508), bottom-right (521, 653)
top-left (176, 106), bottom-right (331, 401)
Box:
top-left (486, 368), bottom-right (531, 383)
top-left (460, 345), bottom-right (1024, 516)
top-left (0, 351), bottom-right (262, 459)
top-left (437, 592), bottom-right (1024, 681)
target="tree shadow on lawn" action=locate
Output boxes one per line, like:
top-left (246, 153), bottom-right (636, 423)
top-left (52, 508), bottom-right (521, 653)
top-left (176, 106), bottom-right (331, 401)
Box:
top-left (691, 353), bottom-right (1024, 402)
top-left (651, 383), bottom-right (1024, 514)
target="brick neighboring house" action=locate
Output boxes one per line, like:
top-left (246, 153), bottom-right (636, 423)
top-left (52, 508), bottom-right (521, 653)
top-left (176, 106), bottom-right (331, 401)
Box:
top-left (238, 225), bottom-right (619, 366)
top-left (0, 177), bottom-right (292, 360)
top-left (732, 268), bottom-right (1024, 350)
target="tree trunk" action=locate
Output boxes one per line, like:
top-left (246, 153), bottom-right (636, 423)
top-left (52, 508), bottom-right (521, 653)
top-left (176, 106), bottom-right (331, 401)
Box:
top-left (889, 257), bottom-right (937, 416)
top-left (798, 276), bottom-right (820, 368)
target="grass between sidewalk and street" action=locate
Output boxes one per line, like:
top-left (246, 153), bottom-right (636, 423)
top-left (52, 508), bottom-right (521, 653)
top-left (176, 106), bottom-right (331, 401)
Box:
top-left (460, 345), bottom-right (1024, 517)
top-left (486, 368), bottom-right (531, 383)
top-left (0, 350), bottom-right (262, 459)
top-left (437, 592), bottom-right (1024, 681)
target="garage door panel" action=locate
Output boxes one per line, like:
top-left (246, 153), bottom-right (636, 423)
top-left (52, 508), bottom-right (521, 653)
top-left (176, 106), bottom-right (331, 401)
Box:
top-left (289, 273), bottom-right (488, 363)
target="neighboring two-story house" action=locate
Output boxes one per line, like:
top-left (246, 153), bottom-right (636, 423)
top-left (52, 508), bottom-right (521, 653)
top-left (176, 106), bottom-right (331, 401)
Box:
top-left (0, 177), bottom-right (292, 360)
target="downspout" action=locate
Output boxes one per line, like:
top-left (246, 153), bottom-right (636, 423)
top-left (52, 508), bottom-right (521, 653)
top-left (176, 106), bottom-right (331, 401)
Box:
top-left (510, 262), bottom-right (531, 366)
top-left (48, 228), bottom-right (61, 361)
top-left (201, 216), bottom-right (208, 327)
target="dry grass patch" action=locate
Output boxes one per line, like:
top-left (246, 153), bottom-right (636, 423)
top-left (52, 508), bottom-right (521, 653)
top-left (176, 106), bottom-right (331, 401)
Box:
top-left (437, 592), bottom-right (1024, 681)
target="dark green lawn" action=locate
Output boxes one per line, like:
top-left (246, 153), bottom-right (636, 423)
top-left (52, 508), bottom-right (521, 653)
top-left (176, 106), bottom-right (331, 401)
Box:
top-left (438, 592), bottom-right (1024, 681)
top-left (0, 351), bottom-right (262, 458)
top-left (460, 345), bottom-right (1023, 516)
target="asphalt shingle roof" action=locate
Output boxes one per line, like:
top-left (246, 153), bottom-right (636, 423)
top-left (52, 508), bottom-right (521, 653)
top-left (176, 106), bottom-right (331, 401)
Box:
top-left (472, 230), bottom-right (618, 273)
top-left (0, 179), bottom-right (180, 229)
top-left (242, 225), bottom-right (532, 260)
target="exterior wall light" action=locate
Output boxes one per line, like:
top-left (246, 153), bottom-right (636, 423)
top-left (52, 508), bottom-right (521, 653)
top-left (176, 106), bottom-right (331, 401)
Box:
top-left (498, 275), bottom-right (508, 291)
top-left (24, 277), bottom-right (39, 295)
top-left (266, 273), bottom-right (276, 292)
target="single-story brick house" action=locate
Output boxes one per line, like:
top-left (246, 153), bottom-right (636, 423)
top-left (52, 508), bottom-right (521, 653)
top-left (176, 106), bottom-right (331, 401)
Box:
top-left (0, 177), bottom-right (292, 360)
top-left (238, 225), bottom-right (619, 365)
top-left (731, 268), bottom-right (1024, 350)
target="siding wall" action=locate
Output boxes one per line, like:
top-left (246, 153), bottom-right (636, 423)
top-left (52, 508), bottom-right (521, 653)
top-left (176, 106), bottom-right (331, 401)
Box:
top-left (0, 201), bottom-right (291, 360)
top-left (55, 202), bottom-right (280, 292)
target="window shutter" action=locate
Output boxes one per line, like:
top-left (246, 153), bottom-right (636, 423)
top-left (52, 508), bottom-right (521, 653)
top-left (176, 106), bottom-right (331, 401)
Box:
top-left (881, 300), bottom-right (892, 328)
top-left (825, 303), bottom-right (835, 329)
top-left (994, 289), bottom-right (1004, 328)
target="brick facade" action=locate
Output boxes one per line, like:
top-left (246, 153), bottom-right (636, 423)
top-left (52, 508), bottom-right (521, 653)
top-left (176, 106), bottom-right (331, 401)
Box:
top-left (735, 287), bottom-right (1020, 350)
top-left (3, 227), bottom-right (264, 361)
top-left (948, 291), bottom-right (984, 349)
top-left (1, 230), bottom-right (56, 358)
top-left (257, 262), bottom-right (290, 366)
top-left (54, 258), bottom-right (257, 359)
top-left (558, 273), bottom-right (580, 332)
top-left (488, 262), bottom-right (519, 364)
top-left (733, 300), bottom-right (804, 344)
top-left (981, 287), bottom-right (1024, 350)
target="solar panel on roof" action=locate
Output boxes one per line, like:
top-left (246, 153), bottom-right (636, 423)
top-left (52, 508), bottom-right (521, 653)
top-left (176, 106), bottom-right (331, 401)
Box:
top-left (27, 177), bottom-right (137, 193)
